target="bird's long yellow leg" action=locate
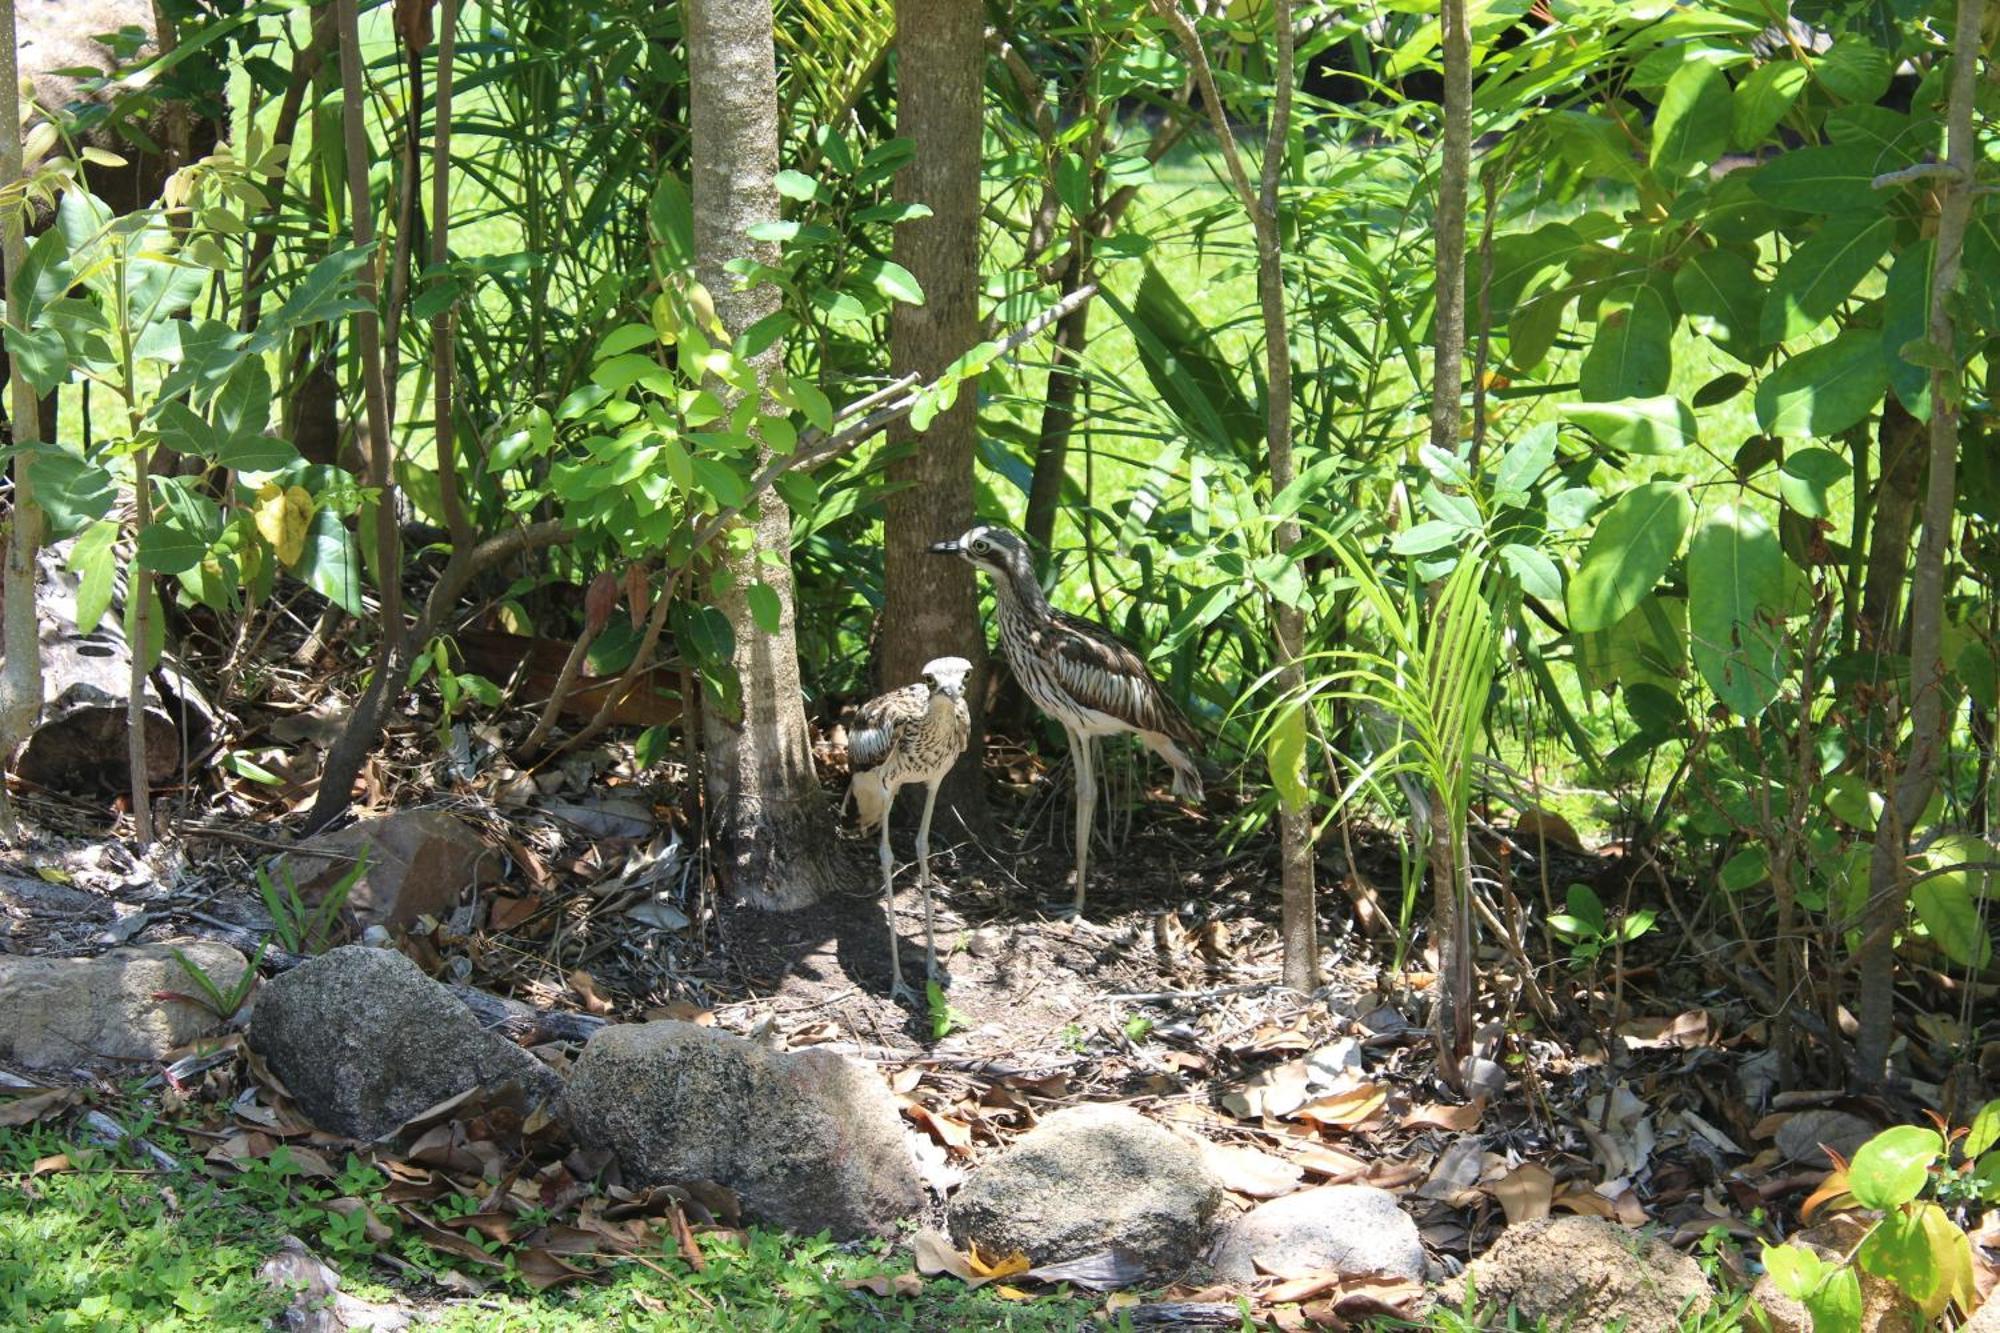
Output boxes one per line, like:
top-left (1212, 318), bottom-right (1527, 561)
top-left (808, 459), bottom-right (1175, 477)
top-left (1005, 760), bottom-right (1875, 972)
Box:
top-left (918, 779), bottom-right (941, 980)
top-left (879, 812), bottom-right (907, 999)
top-left (1071, 729), bottom-right (1095, 915)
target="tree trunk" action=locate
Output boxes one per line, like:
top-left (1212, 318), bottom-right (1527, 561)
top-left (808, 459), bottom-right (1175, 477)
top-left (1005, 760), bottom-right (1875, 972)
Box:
top-left (0, 0), bottom-right (45, 840)
top-left (880, 0), bottom-right (989, 829)
top-left (688, 0), bottom-right (841, 910)
top-left (1423, 0), bottom-right (1475, 1081)
top-left (1852, 0), bottom-right (1983, 1086)
top-left (1023, 255), bottom-right (1088, 563)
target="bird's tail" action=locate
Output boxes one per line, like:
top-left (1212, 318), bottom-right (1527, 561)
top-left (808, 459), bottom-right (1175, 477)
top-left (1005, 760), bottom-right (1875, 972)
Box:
top-left (848, 771), bottom-right (892, 831)
top-left (1143, 733), bottom-right (1205, 804)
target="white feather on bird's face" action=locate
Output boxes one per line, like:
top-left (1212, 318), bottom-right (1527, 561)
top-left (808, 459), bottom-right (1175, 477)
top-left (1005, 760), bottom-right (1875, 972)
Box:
top-left (921, 655), bottom-right (972, 700)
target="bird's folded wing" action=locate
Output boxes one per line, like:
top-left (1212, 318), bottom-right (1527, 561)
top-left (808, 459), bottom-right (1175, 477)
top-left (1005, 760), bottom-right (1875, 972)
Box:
top-left (847, 682), bottom-right (928, 770)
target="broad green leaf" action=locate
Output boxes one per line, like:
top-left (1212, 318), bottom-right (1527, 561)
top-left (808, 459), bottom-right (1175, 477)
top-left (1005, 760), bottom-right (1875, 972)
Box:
top-left (592, 352), bottom-right (670, 395)
top-left (27, 452), bottom-right (116, 536)
top-left (690, 457), bottom-right (748, 508)
top-left (154, 400), bottom-right (221, 458)
top-left (1266, 704), bottom-right (1309, 811)
top-left (1914, 835), bottom-right (1995, 968)
top-left (1760, 1242), bottom-right (1828, 1302)
top-left (3, 325), bottom-right (67, 396)
top-left (1803, 1268), bottom-right (1862, 1333)
top-left (1577, 595), bottom-right (1687, 693)
top-left (1818, 35), bottom-right (1893, 104)
top-left (1560, 396), bottom-right (1697, 454)
top-left (1499, 544), bottom-right (1562, 601)
top-left (1856, 1211), bottom-right (1935, 1313)
top-left (1881, 240), bottom-right (1936, 415)
top-left (1778, 447), bottom-right (1851, 518)
top-left (595, 323), bottom-right (659, 359)
top-left (1650, 61), bottom-right (1732, 176)
top-left (773, 169), bottom-right (818, 201)
top-left (1847, 1125), bottom-right (1942, 1209)
top-left (216, 434), bottom-right (302, 473)
top-left (1567, 483), bottom-right (1693, 633)
top-left (1490, 424), bottom-right (1557, 501)
top-left (745, 582), bottom-right (782, 636)
top-left (1821, 772), bottom-right (1882, 831)
top-left (857, 258), bottom-right (924, 305)
top-left (1688, 504), bottom-right (1786, 717)
top-left (1674, 248), bottom-right (1763, 363)
top-left (1749, 145), bottom-right (1892, 213)
top-left (1721, 845), bottom-right (1769, 891)
top-left (1966, 1100), bottom-right (2000, 1160)
top-left (297, 504), bottom-right (363, 616)
top-left (67, 519), bottom-right (119, 633)
top-left (13, 227), bottom-right (73, 324)
top-left (1732, 62), bottom-right (1808, 149)
top-left (1579, 283), bottom-right (1672, 401)
top-left (1913, 1202), bottom-right (1976, 1319)
top-left (1760, 214), bottom-right (1894, 344)
top-left (136, 522), bottom-right (209, 575)
top-left (1755, 330), bottom-right (1887, 437)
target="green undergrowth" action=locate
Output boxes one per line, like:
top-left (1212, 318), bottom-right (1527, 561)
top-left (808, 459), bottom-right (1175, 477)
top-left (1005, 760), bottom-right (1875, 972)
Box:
top-left (0, 1117), bottom-right (1099, 1332)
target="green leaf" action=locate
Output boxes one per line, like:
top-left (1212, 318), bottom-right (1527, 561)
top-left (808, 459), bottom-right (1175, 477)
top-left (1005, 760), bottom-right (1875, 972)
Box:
top-left (27, 452), bottom-right (116, 536)
top-left (1687, 503), bottom-right (1786, 717)
top-left (1567, 482), bottom-right (1693, 633)
top-left (1778, 447), bottom-right (1851, 518)
top-left (1732, 62), bottom-right (1809, 149)
top-left (1803, 1268), bottom-right (1863, 1333)
top-left (67, 519), bottom-right (119, 633)
top-left (1847, 1125), bottom-right (1942, 1209)
top-left (1965, 1101), bottom-right (2000, 1160)
top-left (858, 258), bottom-right (924, 305)
top-left (1490, 424), bottom-right (1557, 501)
top-left (215, 434), bottom-right (301, 473)
top-left (1760, 1242), bottom-right (1828, 1302)
top-left (1650, 61), bottom-right (1732, 176)
top-left (1755, 330), bottom-right (1887, 437)
top-left (592, 352), bottom-right (670, 395)
top-left (297, 504), bottom-right (363, 616)
top-left (1721, 845), bottom-right (1769, 891)
top-left (1565, 883), bottom-right (1606, 935)
top-left (136, 521), bottom-right (209, 575)
top-left (13, 227), bottom-right (74, 324)
top-left (1914, 835), bottom-right (1995, 968)
top-left (1760, 214), bottom-right (1895, 344)
top-left (1055, 151), bottom-right (1090, 218)
top-left (1817, 35), bottom-right (1893, 104)
top-left (1748, 145), bottom-right (1892, 213)
top-left (595, 323), bottom-right (659, 358)
top-left (1266, 704), bottom-right (1309, 811)
top-left (1579, 283), bottom-right (1672, 401)
top-left (745, 582), bottom-right (782, 636)
top-left (690, 457), bottom-right (748, 508)
top-left (214, 356), bottom-right (273, 442)
top-left (3, 325), bottom-right (68, 396)
top-left (1822, 773), bottom-right (1882, 830)
top-left (153, 400), bottom-right (221, 458)
top-left (1499, 544), bottom-right (1562, 601)
top-left (1674, 248), bottom-right (1763, 364)
top-left (1882, 239), bottom-right (1936, 415)
top-left (773, 169), bottom-right (819, 201)
top-left (1560, 396), bottom-right (1697, 454)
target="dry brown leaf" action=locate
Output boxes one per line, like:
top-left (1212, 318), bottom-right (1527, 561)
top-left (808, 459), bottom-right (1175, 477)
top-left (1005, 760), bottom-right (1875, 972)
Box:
top-left (1221, 1058), bottom-right (1313, 1121)
top-left (889, 1066), bottom-right (925, 1095)
top-left (1617, 1011), bottom-right (1715, 1050)
top-left (902, 1100), bottom-right (974, 1154)
top-left (1291, 1084), bottom-right (1388, 1130)
top-left (1553, 1189), bottom-right (1615, 1218)
top-left (1513, 806), bottom-right (1585, 850)
top-left (1285, 1142), bottom-right (1373, 1181)
top-left (1267, 1271), bottom-right (1346, 1304)
top-left (324, 1197), bottom-right (394, 1244)
top-left (1197, 1138), bottom-right (1305, 1198)
top-left (1798, 1167), bottom-right (1854, 1224)
top-left (0, 1087), bottom-right (80, 1127)
top-left (1492, 1162), bottom-right (1554, 1224)
top-left (1197, 920), bottom-right (1236, 961)
top-left (842, 1273), bottom-right (923, 1298)
top-left (488, 894), bottom-right (542, 933)
top-left (585, 570), bottom-right (618, 636)
top-left (914, 1227), bottom-right (983, 1287)
top-left (624, 562), bottom-right (650, 629)
top-left (1403, 1101), bottom-right (1484, 1132)
top-left (515, 1246), bottom-right (601, 1292)
top-left (568, 970), bottom-right (615, 1015)
top-left (30, 1153), bottom-right (71, 1176)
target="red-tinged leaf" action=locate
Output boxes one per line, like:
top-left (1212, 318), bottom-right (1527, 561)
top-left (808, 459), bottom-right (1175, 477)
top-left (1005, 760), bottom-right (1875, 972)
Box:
top-left (585, 570), bottom-right (618, 636)
top-left (568, 969), bottom-right (615, 1015)
top-left (624, 562), bottom-right (650, 629)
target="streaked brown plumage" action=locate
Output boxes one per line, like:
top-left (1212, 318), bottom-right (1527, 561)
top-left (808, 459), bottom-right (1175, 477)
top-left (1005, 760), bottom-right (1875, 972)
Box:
top-left (845, 656), bottom-right (972, 999)
top-left (930, 525), bottom-right (1201, 913)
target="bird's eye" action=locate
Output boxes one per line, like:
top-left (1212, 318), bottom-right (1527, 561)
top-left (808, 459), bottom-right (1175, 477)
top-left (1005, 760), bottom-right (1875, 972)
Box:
top-left (971, 539), bottom-right (990, 555)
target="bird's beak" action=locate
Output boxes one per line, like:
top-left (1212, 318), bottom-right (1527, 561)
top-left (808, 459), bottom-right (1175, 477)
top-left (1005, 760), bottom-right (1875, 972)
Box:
top-left (928, 539), bottom-right (964, 556)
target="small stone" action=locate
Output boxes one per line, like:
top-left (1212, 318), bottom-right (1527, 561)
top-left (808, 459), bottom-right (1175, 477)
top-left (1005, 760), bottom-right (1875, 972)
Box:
top-left (1206, 1185), bottom-right (1425, 1283)
top-left (0, 940), bottom-right (247, 1069)
top-left (967, 927), bottom-right (1005, 958)
top-left (948, 1104), bottom-right (1222, 1275)
top-left (563, 1021), bottom-right (923, 1240)
top-left (247, 946), bottom-right (560, 1141)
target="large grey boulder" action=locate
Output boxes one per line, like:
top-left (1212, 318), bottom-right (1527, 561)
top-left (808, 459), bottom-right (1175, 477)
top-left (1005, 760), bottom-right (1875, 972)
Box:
top-left (1452, 1215), bottom-right (1711, 1333)
top-left (562, 1021), bottom-right (924, 1241)
top-left (0, 940), bottom-right (247, 1069)
top-left (948, 1104), bottom-right (1222, 1275)
top-left (1206, 1184), bottom-right (1425, 1283)
top-left (247, 946), bottom-right (561, 1140)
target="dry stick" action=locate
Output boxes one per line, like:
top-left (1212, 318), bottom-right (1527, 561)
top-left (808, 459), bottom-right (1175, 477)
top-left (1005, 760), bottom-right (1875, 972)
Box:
top-left (1149, 0), bottom-right (1316, 993)
top-left (0, 0), bottom-right (44, 841)
top-left (306, 0), bottom-right (410, 833)
top-left (1852, 0), bottom-right (1983, 1086)
top-left (545, 285), bottom-right (1099, 763)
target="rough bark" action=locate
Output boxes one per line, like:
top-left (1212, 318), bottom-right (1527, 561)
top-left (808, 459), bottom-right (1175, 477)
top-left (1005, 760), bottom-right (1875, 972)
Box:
top-left (1857, 397), bottom-right (1924, 655)
top-left (1428, 0), bottom-right (1476, 1082)
top-left (1152, 0), bottom-right (1317, 991)
top-left (1852, 0), bottom-right (1983, 1086)
top-left (688, 0), bottom-right (841, 910)
top-left (880, 0), bottom-right (988, 829)
top-left (0, 0), bottom-right (45, 840)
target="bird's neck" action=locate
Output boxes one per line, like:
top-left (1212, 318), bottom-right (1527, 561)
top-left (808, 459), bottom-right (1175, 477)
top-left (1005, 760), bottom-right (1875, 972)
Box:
top-left (992, 566), bottom-right (1052, 619)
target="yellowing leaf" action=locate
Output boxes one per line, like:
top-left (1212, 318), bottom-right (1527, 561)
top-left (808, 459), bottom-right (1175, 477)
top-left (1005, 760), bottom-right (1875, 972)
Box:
top-left (254, 483), bottom-right (315, 567)
top-left (967, 1242), bottom-right (1032, 1280)
top-left (1291, 1083), bottom-right (1388, 1129)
